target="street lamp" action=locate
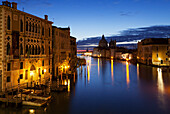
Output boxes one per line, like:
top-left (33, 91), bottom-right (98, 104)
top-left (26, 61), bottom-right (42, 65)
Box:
top-left (44, 69), bottom-right (46, 73)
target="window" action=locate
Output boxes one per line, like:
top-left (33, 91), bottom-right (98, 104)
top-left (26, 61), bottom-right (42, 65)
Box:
top-left (29, 45), bottom-right (31, 55)
top-left (49, 28), bottom-right (51, 37)
top-left (38, 46), bottom-right (40, 54)
top-left (49, 46), bottom-right (50, 55)
top-left (26, 21), bottom-right (28, 31)
top-left (20, 44), bottom-right (23, 55)
top-left (20, 19), bottom-right (23, 32)
top-left (35, 45), bottom-right (37, 55)
top-left (49, 60), bottom-right (50, 65)
top-left (35, 24), bottom-right (37, 33)
top-left (20, 74), bottom-right (23, 79)
top-left (42, 46), bottom-right (44, 54)
top-left (42, 70), bottom-right (44, 74)
top-left (49, 68), bottom-right (50, 73)
top-left (42, 27), bottom-right (44, 35)
top-left (26, 45), bottom-right (28, 53)
top-left (7, 42), bottom-right (10, 55)
top-left (7, 16), bottom-right (10, 30)
top-left (7, 76), bottom-right (10, 82)
top-left (38, 25), bottom-right (40, 33)
top-left (32, 24), bottom-right (34, 32)
top-left (25, 70), bottom-right (28, 80)
top-left (32, 45), bottom-right (34, 55)
top-left (7, 63), bottom-right (11, 71)
top-left (42, 60), bottom-right (44, 66)
top-left (20, 62), bottom-right (23, 69)
top-left (29, 22), bottom-right (31, 32)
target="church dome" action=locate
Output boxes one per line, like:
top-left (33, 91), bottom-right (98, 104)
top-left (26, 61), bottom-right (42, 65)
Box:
top-left (99, 35), bottom-right (108, 48)
top-left (109, 39), bottom-right (116, 48)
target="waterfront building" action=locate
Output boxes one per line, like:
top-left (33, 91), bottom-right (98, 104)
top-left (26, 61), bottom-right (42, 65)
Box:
top-left (70, 36), bottom-right (77, 72)
top-left (137, 38), bottom-right (170, 66)
top-left (52, 26), bottom-right (71, 77)
top-left (92, 35), bottom-right (116, 58)
top-left (0, 1), bottom-right (53, 91)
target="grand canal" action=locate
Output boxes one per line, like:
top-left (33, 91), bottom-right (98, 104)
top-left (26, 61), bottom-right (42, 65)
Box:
top-left (0, 57), bottom-right (170, 113)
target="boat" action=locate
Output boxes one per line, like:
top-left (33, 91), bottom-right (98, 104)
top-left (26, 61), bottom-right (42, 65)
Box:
top-left (22, 99), bottom-right (47, 107)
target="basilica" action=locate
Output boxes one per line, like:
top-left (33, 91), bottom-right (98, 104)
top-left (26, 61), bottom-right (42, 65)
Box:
top-left (92, 35), bottom-right (116, 58)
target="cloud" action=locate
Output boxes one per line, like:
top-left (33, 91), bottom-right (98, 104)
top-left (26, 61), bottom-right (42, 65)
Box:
top-left (120, 11), bottom-right (138, 16)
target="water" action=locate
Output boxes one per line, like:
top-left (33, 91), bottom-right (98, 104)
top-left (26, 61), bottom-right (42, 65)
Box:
top-left (0, 57), bottom-right (170, 114)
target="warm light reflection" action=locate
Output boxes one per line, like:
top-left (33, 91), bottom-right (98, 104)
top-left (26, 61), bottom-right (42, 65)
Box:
top-left (137, 63), bottom-right (139, 81)
top-left (111, 60), bottom-right (114, 82)
top-left (98, 58), bottom-right (100, 76)
top-left (44, 69), bottom-right (46, 73)
top-left (87, 57), bottom-right (91, 83)
top-left (157, 68), bottom-right (164, 93)
top-left (68, 79), bottom-right (70, 92)
top-left (126, 61), bottom-right (130, 86)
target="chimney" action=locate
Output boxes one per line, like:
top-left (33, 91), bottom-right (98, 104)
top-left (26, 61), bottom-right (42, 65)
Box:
top-left (45, 15), bottom-right (48, 20)
top-left (12, 2), bottom-right (17, 9)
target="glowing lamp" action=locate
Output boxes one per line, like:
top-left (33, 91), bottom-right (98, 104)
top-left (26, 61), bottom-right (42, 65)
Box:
top-left (44, 69), bottom-right (46, 73)
top-left (29, 109), bottom-right (35, 113)
top-left (30, 72), bottom-right (34, 76)
top-left (158, 58), bottom-right (161, 61)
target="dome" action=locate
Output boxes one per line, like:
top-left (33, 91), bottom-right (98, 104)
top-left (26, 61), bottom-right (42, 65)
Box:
top-left (99, 35), bottom-right (108, 48)
top-left (109, 39), bottom-right (116, 48)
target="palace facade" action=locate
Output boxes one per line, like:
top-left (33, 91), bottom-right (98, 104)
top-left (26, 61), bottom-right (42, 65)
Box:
top-left (137, 38), bottom-right (170, 66)
top-left (0, 1), bottom-right (53, 91)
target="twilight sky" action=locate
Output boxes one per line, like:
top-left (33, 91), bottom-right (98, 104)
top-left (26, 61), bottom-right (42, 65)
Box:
top-left (5, 0), bottom-right (170, 40)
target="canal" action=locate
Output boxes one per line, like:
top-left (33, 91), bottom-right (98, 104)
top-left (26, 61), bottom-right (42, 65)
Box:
top-left (0, 57), bottom-right (170, 113)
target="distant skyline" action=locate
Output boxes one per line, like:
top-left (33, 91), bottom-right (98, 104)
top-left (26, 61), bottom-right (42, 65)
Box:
top-left (4, 0), bottom-right (170, 40)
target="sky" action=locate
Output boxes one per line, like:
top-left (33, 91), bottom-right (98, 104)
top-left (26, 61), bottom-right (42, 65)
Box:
top-left (3, 0), bottom-right (170, 40)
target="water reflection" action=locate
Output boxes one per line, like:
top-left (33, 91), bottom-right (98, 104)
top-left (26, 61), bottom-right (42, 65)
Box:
top-left (157, 68), bottom-right (166, 110)
top-left (137, 63), bottom-right (139, 81)
top-left (126, 61), bottom-right (130, 86)
top-left (111, 59), bottom-right (114, 83)
top-left (98, 58), bottom-right (100, 76)
top-left (157, 68), bottom-right (164, 93)
top-left (87, 57), bottom-right (91, 83)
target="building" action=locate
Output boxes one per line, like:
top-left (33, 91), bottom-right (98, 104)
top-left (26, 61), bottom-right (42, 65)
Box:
top-left (0, 1), bottom-right (53, 91)
top-left (70, 36), bottom-right (77, 71)
top-left (52, 26), bottom-right (71, 77)
top-left (137, 38), bottom-right (170, 66)
top-left (92, 35), bottom-right (116, 58)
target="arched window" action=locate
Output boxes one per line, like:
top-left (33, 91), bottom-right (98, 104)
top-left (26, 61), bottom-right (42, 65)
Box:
top-left (38, 45), bottom-right (40, 54)
top-left (32, 24), bottom-right (34, 32)
top-left (35, 24), bottom-right (37, 33)
top-left (29, 45), bottom-right (31, 55)
top-left (35, 45), bottom-right (37, 55)
top-left (49, 28), bottom-right (50, 37)
top-left (26, 45), bottom-right (28, 53)
top-left (20, 20), bottom-right (23, 32)
top-left (26, 21), bottom-right (28, 31)
top-left (29, 22), bottom-right (31, 32)
top-left (32, 45), bottom-right (34, 55)
top-left (7, 16), bottom-right (10, 30)
top-left (20, 43), bottom-right (23, 55)
top-left (7, 42), bottom-right (10, 55)
top-left (42, 46), bottom-right (44, 54)
top-left (42, 27), bottom-right (44, 35)
top-left (38, 25), bottom-right (40, 33)
top-left (49, 46), bottom-right (50, 55)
